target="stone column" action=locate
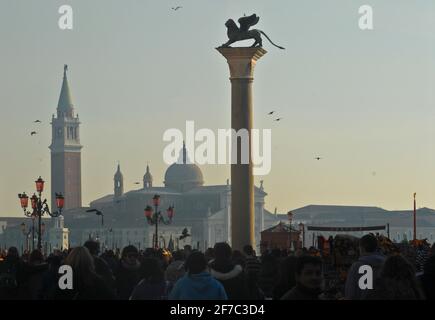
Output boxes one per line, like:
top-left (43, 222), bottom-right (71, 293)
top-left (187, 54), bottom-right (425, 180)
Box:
top-left (217, 47), bottom-right (267, 251)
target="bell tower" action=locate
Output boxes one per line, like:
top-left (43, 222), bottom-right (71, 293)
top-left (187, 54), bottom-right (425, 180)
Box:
top-left (49, 65), bottom-right (82, 210)
top-left (114, 163), bottom-right (124, 198)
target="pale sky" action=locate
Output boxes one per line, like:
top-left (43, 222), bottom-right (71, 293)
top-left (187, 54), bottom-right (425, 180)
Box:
top-left (1, 0), bottom-right (435, 217)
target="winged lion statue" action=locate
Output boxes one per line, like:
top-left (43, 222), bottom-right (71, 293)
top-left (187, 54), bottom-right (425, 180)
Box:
top-left (220, 14), bottom-right (285, 50)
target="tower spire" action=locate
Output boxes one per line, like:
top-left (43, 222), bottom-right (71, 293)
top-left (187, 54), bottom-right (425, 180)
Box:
top-left (58, 64), bottom-right (73, 116)
top-left (143, 162), bottom-right (153, 188)
top-left (183, 141), bottom-right (186, 164)
top-left (114, 162), bottom-right (124, 197)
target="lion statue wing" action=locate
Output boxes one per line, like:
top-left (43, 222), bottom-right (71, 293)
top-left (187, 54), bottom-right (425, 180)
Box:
top-left (238, 14), bottom-right (260, 32)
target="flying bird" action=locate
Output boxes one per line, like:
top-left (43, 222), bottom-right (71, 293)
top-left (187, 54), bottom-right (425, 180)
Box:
top-left (268, 111), bottom-right (275, 115)
top-left (314, 156), bottom-right (322, 160)
top-left (34, 120), bottom-right (41, 123)
top-left (179, 228), bottom-right (191, 240)
top-left (30, 131), bottom-right (37, 136)
top-left (274, 118), bottom-right (283, 121)
top-left (172, 6), bottom-right (182, 11)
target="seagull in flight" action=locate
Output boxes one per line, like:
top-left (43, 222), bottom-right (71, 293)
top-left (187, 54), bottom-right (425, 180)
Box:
top-left (268, 111), bottom-right (275, 115)
top-left (172, 6), bottom-right (182, 11)
top-left (30, 131), bottom-right (37, 136)
top-left (34, 120), bottom-right (41, 123)
top-left (274, 118), bottom-right (283, 121)
top-left (314, 156), bottom-right (322, 160)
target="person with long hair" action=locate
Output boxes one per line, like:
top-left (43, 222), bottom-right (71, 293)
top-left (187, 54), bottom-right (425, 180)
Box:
top-left (54, 247), bottom-right (115, 300)
top-left (130, 258), bottom-right (169, 300)
top-left (363, 254), bottom-right (425, 300)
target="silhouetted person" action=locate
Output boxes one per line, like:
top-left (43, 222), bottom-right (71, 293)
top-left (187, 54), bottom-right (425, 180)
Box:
top-left (0, 247), bottom-right (25, 300)
top-left (169, 251), bottom-right (227, 300)
top-left (54, 247), bottom-right (115, 300)
top-left (281, 255), bottom-right (323, 300)
top-left (130, 258), bottom-right (169, 300)
top-left (165, 251), bottom-right (185, 291)
top-left (101, 249), bottom-right (119, 273)
top-left (362, 254), bottom-right (425, 300)
top-left (209, 242), bottom-right (248, 299)
top-left (232, 250), bottom-right (245, 268)
top-left (115, 245), bottom-right (141, 299)
top-left (40, 254), bottom-right (63, 300)
top-left (204, 248), bottom-right (215, 263)
top-left (84, 240), bottom-right (115, 293)
top-left (23, 250), bottom-right (48, 300)
top-left (422, 254), bottom-right (435, 300)
top-left (257, 253), bottom-right (280, 299)
top-left (345, 234), bottom-right (385, 300)
top-left (273, 256), bottom-right (298, 300)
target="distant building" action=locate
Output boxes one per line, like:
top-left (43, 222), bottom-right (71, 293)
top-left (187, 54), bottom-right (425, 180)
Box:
top-left (283, 205), bottom-right (435, 246)
top-left (260, 222), bottom-right (301, 253)
top-left (62, 143), bottom-right (280, 251)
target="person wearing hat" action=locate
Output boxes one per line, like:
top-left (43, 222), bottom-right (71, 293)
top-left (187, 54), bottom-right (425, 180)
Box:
top-left (115, 245), bottom-right (141, 299)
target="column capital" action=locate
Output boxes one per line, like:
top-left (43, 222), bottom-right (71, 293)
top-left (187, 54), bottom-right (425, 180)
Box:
top-left (216, 47), bottom-right (267, 79)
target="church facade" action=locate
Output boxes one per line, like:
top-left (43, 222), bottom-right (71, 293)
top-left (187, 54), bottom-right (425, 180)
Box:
top-left (80, 144), bottom-right (279, 251)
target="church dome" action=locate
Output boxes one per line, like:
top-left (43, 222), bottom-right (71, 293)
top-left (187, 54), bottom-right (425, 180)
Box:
top-left (165, 163), bottom-right (204, 187)
top-left (164, 142), bottom-right (204, 192)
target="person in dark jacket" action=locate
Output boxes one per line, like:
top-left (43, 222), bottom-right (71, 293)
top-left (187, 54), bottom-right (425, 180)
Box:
top-left (273, 255), bottom-right (298, 300)
top-left (344, 234), bottom-right (385, 300)
top-left (257, 253), bottom-right (280, 299)
top-left (54, 247), bottom-right (115, 300)
top-left (208, 242), bottom-right (249, 299)
top-left (0, 247), bottom-right (26, 300)
top-left (281, 255), bottom-right (323, 300)
top-left (115, 245), bottom-right (141, 299)
top-left (169, 251), bottom-right (227, 300)
top-left (130, 258), bottom-right (169, 300)
top-left (84, 240), bottom-right (116, 293)
top-left (23, 249), bottom-right (49, 300)
top-left (165, 251), bottom-right (185, 291)
top-left (363, 254), bottom-right (425, 300)
top-left (101, 250), bottom-right (119, 273)
top-left (40, 254), bottom-right (63, 300)
top-left (421, 254), bottom-right (435, 300)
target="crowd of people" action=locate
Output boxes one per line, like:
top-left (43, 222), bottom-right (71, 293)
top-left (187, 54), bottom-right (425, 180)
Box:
top-left (0, 234), bottom-right (434, 300)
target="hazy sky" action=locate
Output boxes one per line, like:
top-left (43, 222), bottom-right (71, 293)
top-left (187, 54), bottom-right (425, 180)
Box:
top-left (1, 0), bottom-right (435, 217)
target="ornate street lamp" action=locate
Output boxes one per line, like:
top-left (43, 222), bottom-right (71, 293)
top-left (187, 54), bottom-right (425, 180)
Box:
top-left (20, 215), bottom-right (37, 252)
top-left (298, 222), bottom-right (305, 248)
top-left (287, 211), bottom-right (293, 227)
top-left (144, 194), bottom-right (174, 249)
top-left (18, 177), bottom-right (64, 251)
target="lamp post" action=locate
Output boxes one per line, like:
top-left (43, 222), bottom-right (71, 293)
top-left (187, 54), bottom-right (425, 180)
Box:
top-left (144, 194), bottom-right (174, 249)
top-left (18, 177), bottom-right (64, 251)
top-left (287, 211), bottom-right (293, 227)
top-left (20, 222), bottom-right (31, 253)
top-left (298, 222), bottom-right (305, 248)
top-left (20, 214), bottom-right (37, 252)
top-left (413, 193), bottom-right (417, 241)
